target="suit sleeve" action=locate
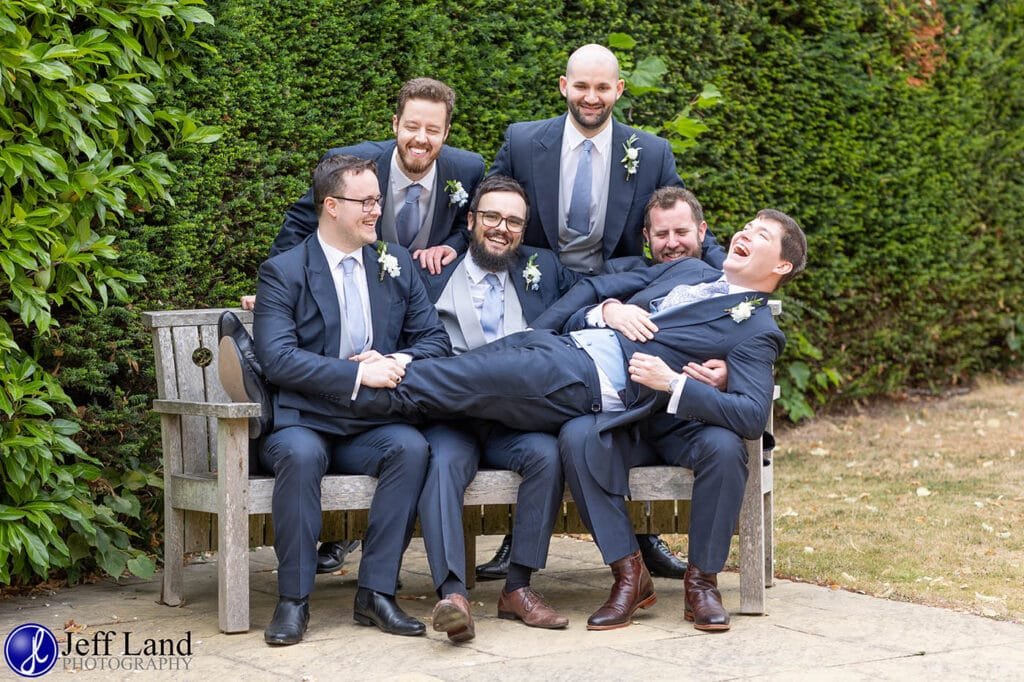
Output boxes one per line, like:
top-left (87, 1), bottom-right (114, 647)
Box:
top-left (531, 267), bottom-right (661, 331)
top-left (671, 330), bottom-right (783, 440)
top-left (656, 138), bottom-right (685, 189)
top-left (440, 154), bottom-right (487, 255)
top-left (700, 233), bottom-right (727, 269)
top-left (272, 189), bottom-right (318, 257)
top-left (254, 257), bottom-right (361, 403)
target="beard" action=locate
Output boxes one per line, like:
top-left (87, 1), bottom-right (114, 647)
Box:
top-left (396, 142), bottom-right (439, 176)
top-left (568, 100), bottom-right (614, 131)
top-left (469, 231), bottom-right (520, 272)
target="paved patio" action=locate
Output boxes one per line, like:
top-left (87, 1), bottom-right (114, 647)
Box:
top-left (2, 535), bottom-right (1022, 680)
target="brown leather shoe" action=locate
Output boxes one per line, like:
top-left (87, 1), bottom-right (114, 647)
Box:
top-left (431, 593), bottom-right (475, 642)
top-left (683, 564), bottom-right (730, 631)
top-left (498, 586), bottom-right (569, 629)
top-left (586, 551), bottom-right (657, 630)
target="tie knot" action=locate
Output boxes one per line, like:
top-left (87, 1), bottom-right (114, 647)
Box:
top-left (341, 257), bottom-right (358, 276)
top-left (405, 183), bottom-right (422, 204)
top-left (484, 273), bottom-right (502, 291)
top-left (581, 139), bottom-right (593, 153)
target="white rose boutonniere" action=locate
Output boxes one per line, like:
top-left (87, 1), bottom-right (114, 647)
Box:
top-left (376, 241), bottom-right (401, 281)
top-left (620, 133), bottom-right (642, 180)
top-left (445, 179), bottom-right (468, 207)
top-left (522, 253), bottom-right (541, 291)
top-left (726, 297), bottom-right (764, 323)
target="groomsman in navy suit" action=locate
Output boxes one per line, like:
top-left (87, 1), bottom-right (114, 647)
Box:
top-left (249, 154), bottom-right (451, 645)
top-left (273, 77), bottom-right (485, 273)
top-left (414, 175), bottom-right (582, 642)
top-left (486, 44), bottom-right (726, 577)
top-left (490, 44), bottom-right (725, 275)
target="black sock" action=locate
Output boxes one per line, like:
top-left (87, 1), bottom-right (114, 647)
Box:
top-left (504, 562), bottom-right (532, 593)
top-left (439, 573), bottom-right (468, 599)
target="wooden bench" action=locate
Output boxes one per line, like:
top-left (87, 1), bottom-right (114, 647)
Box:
top-left (144, 307), bottom-right (777, 633)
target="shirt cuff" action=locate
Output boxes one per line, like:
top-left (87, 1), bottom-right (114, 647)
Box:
top-left (389, 352), bottom-right (412, 368)
top-left (351, 363), bottom-right (363, 401)
top-left (586, 299), bottom-right (622, 328)
top-left (666, 374), bottom-right (687, 413)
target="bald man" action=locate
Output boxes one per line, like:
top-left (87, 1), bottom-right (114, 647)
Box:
top-left (490, 44), bottom-right (725, 276)
top-left (483, 43), bottom-right (727, 583)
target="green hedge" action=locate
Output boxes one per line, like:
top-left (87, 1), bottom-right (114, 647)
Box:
top-left (20, 0), bottom-right (1024, 580)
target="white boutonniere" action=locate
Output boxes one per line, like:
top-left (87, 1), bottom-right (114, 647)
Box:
top-left (620, 133), bottom-right (642, 180)
top-left (726, 297), bottom-right (764, 323)
top-left (445, 179), bottom-right (468, 207)
top-left (522, 253), bottom-right (541, 291)
top-left (376, 241), bottom-right (401, 281)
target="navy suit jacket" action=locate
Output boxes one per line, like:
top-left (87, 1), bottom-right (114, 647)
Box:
top-left (273, 140), bottom-right (486, 257)
top-left (490, 114), bottom-right (725, 264)
top-left (419, 245), bottom-right (582, 324)
top-left (534, 258), bottom-right (785, 495)
top-left (253, 236), bottom-right (451, 438)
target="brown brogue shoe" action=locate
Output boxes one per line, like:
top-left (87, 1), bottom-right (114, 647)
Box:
top-left (587, 550), bottom-right (657, 630)
top-left (498, 586), bottom-right (569, 629)
top-left (431, 593), bottom-right (475, 643)
top-left (683, 565), bottom-right (730, 631)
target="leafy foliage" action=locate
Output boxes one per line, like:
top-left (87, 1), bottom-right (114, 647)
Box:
top-left (0, 0), bottom-right (219, 583)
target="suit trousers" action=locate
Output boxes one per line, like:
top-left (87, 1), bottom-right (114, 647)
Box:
top-left (259, 424), bottom-right (429, 599)
top-left (418, 420), bottom-right (563, 595)
top-left (354, 330), bottom-right (603, 433)
top-left (560, 416), bottom-right (748, 573)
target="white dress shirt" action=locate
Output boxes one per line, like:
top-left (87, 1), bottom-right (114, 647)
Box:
top-left (464, 251), bottom-right (509, 338)
top-left (558, 117), bottom-right (613, 234)
top-left (317, 233), bottom-right (373, 398)
top-left (389, 150), bottom-right (435, 227)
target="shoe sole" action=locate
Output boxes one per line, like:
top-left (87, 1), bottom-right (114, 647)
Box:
top-left (432, 602), bottom-right (475, 642)
top-left (585, 592), bottom-right (657, 631)
top-left (218, 336), bottom-right (262, 439)
top-left (684, 610), bottom-right (731, 631)
top-left (498, 610), bottom-right (569, 629)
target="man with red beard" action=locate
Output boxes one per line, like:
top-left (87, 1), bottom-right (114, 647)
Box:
top-left (272, 78), bottom-right (485, 275)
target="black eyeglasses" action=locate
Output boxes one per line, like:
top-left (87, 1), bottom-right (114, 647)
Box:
top-left (472, 210), bottom-right (526, 233)
top-left (328, 194), bottom-right (382, 212)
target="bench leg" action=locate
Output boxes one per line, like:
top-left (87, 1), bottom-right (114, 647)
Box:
top-left (464, 533), bottom-right (477, 591)
top-left (159, 414), bottom-right (184, 607)
top-left (764, 480), bottom-right (775, 588)
top-left (217, 418), bottom-right (251, 633)
top-left (738, 438), bottom-right (766, 615)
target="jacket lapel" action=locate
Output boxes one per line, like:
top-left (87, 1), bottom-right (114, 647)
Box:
top-left (430, 150), bottom-right (457, 244)
top-left (305, 238), bottom-right (342, 358)
top-left (362, 244), bottom-right (390, 348)
top-left (603, 120), bottom-right (638, 259)
top-left (532, 115), bottom-right (566, 251)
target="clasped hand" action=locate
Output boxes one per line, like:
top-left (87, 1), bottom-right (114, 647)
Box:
top-left (352, 350), bottom-right (406, 388)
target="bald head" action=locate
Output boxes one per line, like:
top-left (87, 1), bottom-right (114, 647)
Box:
top-left (566, 44), bottom-right (620, 80)
top-left (560, 44), bottom-right (624, 135)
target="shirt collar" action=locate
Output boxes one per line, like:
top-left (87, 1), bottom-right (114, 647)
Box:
top-left (563, 115), bottom-right (614, 157)
top-left (464, 250), bottom-right (508, 286)
top-left (317, 231), bottom-right (366, 271)
top-left (390, 148), bottom-right (437, 194)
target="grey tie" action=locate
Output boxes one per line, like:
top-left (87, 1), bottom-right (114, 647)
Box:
top-left (567, 139), bottom-right (593, 235)
top-left (396, 183), bottom-right (422, 247)
top-left (656, 278), bottom-right (730, 312)
top-left (340, 257), bottom-right (367, 356)
top-left (479, 273), bottom-right (503, 343)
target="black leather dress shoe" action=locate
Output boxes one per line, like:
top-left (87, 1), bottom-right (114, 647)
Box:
top-left (316, 539), bottom-right (360, 574)
top-left (353, 587), bottom-right (425, 636)
top-left (264, 596), bottom-right (309, 646)
top-left (475, 534), bottom-right (512, 581)
top-left (218, 310), bottom-right (273, 438)
top-left (637, 534), bottom-right (688, 579)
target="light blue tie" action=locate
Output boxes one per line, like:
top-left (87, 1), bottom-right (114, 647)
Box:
top-left (567, 139), bottom-right (593, 235)
top-left (396, 183), bottom-right (422, 247)
top-left (341, 257), bottom-right (367, 356)
top-left (654, 278), bottom-right (730, 312)
top-left (479, 273), bottom-right (503, 343)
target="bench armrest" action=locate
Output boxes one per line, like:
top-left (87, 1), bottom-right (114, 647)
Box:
top-left (153, 399), bottom-right (260, 418)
